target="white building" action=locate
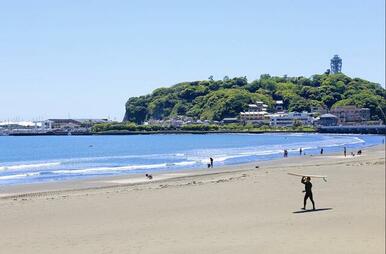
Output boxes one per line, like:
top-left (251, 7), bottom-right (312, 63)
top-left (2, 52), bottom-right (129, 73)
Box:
top-left (269, 112), bottom-right (314, 127)
top-left (240, 111), bottom-right (269, 123)
top-left (240, 101), bottom-right (269, 124)
top-left (275, 100), bottom-right (284, 112)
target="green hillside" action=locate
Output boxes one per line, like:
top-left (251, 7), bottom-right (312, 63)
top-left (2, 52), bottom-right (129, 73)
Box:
top-left (123, 73), bottom-right (386, 123)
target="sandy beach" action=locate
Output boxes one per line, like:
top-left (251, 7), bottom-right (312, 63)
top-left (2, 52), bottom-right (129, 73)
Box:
top-left (0, 145), bottom-right (384, 254)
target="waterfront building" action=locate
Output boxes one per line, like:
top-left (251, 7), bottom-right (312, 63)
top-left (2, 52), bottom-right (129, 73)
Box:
top-left (240, 111), bottom-right (270, 123)
top-left (0, 118), bottom-right (110, 135)
top-left (269, 112), bottom-right (314, 127)
top-left (0, 121), bottom-right (48, 134)
top-left (47, 119), bottom-right (83, 130)
top-left (317, 114), bottom-right (339, 126)
top-left (330, 106), bottom-right (370, 123)
top-left (0, 121), bottom-right (37, 128)
top-left (46, 118), bottom-right (109, 130)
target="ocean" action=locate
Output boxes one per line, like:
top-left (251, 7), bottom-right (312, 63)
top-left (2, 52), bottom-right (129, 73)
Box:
top-left (0, 133), bottom-right (384, 185)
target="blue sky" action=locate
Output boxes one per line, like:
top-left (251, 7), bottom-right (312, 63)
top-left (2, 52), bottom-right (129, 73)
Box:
top-left (0, 0), bottom-right (384, 121)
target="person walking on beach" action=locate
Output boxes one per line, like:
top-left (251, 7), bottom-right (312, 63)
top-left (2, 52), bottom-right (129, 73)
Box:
top-left (344, 147), bottom-right (347, 157)
top-left (210, 157), bottom-right (214, 168)
top-left (301, 176), bottom-right (315, 210)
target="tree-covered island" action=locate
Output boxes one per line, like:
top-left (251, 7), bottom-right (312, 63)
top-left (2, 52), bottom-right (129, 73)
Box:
top-left (92, 72), bottom-right (386, 133)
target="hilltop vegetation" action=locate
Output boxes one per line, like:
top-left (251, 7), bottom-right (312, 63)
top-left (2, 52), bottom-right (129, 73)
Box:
top-left (123, 73), bottom-right (386, 123)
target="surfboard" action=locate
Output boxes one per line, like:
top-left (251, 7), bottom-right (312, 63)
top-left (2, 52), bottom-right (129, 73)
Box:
top-left (288, 172), bottom-right (328, 182)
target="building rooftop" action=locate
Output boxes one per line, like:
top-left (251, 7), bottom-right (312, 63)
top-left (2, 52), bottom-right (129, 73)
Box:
top-left (240, 112), bottom-right (268, 115)
top-left (222, 118), bottom-right (239, 121)
top-left (320, 113), bottom-right (338, 118)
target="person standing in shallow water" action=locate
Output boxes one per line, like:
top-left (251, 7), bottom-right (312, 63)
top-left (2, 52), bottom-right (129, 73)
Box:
top-left (344, 147), bottom-right (347, 157)
top-left (299, 148), bottom-right (302, 155)
top-left (320, 148), bottom-right (323, 155)
top-left (301, 176), bottom-right (315, 210)
top-left (210, 157), bottom-right (214, 168)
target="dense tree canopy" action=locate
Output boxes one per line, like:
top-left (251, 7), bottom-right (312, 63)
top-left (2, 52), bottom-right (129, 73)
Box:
top-left (123, 73), bottom-right (386, 123)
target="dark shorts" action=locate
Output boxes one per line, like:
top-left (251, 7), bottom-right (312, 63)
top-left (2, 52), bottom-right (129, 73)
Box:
top-left (304, 192), bottom-right (313, 199)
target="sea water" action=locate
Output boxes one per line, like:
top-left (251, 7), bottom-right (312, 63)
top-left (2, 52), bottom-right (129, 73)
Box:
top-left (0, 133), bottom-right (384, 185)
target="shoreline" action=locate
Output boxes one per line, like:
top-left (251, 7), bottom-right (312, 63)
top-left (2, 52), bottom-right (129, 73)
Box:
top-left (1, 143), bottom-right (383, 199)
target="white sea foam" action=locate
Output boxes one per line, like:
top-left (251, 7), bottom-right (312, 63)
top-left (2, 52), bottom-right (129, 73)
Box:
top-left (0, 172), bottom-right (40, 180)
top-left (37, 152), bottom-right (187, 165)
top-left (186, 135), bottom-right (365, 164)
top-left (166, 161), bottom-right (197, 167)
top-left (0, 162), bottom-right (61, 171)
top-left (52, 160), bottom-right (199, 176)
top-left (52, 163), bottom-right (170, 175)
top-left (173, 161), bottom-right (197, 166)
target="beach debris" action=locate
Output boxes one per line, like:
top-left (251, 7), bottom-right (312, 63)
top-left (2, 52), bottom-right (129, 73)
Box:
top-left (255, 165), bottom-right (259, 168)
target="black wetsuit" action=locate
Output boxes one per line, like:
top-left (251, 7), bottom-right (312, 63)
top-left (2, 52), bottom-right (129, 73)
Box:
top-left (302, 178), bottom-right (315, 210)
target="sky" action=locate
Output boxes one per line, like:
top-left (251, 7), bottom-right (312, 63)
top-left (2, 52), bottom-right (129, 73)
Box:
top-left (0, 0), bottom-right (384, 121)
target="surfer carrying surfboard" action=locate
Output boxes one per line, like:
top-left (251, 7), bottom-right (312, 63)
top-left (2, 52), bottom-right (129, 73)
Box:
top-left (301, 176), bottom-right (315, 210)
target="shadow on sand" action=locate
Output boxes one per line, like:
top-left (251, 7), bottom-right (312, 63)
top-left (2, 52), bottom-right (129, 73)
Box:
top-left (293, 208), bottom-right (333, 214)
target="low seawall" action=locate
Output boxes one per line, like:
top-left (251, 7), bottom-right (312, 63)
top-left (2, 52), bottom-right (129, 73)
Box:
top-left (318, 125), bottom-right (386, 134)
